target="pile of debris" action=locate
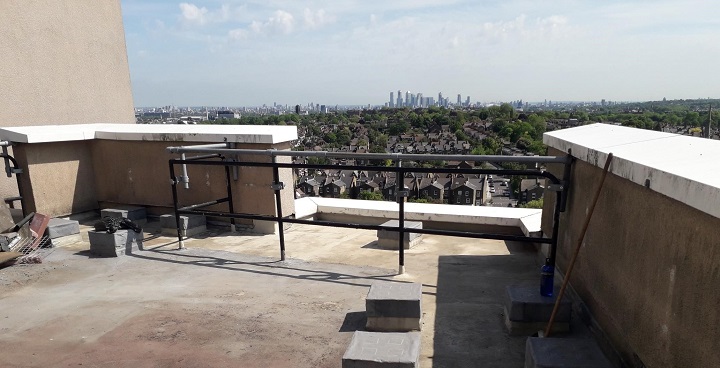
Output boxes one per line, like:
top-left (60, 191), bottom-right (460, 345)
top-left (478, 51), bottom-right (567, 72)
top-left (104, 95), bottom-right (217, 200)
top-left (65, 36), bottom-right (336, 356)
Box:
top-left (0, 206), bottom-right (51, 267)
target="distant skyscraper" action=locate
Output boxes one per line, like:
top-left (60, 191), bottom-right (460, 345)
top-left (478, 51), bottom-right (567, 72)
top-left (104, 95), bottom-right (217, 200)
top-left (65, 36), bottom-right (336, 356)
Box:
top-left (390, 92), bottom-right (394, 108)
top-left (457, 94), bottom-right (461, 105)
top-left (405, 91), bottom-right (410, 107)
top-left (397, 90), bottom-right (402, 107)
top-left (465, 96), bottom-right (470, 106)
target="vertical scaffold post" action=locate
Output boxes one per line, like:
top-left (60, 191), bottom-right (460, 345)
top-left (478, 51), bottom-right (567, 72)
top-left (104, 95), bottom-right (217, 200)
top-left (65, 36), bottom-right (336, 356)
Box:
top-left (169, 159), bottom-right (185, 249)
top-left (395, 159), bottom-right (405, 275)
top-left (272, 155), bottom-right (286, 261)
top-left (224, 160), bottom-right (236, 232)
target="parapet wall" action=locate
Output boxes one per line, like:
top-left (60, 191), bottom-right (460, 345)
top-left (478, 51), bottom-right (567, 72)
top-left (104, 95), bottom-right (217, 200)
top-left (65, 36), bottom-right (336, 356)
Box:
top-left (541, 124), bottom-right (720, 368)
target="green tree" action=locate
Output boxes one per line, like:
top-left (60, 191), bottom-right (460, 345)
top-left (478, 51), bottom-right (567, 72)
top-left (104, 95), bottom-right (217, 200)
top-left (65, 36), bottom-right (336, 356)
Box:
top-left (359, 191), bottom-right (385, 201)
top-left (520, 198), bottom-right (544, 209)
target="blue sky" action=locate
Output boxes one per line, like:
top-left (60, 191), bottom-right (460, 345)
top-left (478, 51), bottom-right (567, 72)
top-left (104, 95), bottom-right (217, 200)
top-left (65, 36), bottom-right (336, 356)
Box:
top-left (121, 0), bottom-right (720, 107)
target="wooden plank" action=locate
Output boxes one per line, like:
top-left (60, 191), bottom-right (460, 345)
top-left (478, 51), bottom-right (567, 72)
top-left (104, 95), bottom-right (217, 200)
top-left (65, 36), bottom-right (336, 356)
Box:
top-left (0, 251), bottom-right (22, 265)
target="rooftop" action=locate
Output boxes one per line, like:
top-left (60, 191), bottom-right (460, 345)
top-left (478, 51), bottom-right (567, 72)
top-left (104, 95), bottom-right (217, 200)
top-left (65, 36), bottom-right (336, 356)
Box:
top-left (0, 221), bottom-right (539, 367)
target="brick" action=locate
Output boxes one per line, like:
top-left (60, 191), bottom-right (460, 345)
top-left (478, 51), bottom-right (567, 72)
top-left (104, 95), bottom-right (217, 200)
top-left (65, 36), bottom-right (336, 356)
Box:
top-left (342, 331), bottom-right (420, 368)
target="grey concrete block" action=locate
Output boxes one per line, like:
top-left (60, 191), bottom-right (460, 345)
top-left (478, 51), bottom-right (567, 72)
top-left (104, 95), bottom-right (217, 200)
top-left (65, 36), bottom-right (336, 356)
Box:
top-left (159, 213), bottom-right (207, 237)
top-left (525, 337), bottom-right (613, 368)
top-left (51, 234), bottom-right (83, 247)
top-left (159, 213), bottom-right (206, 229)
top-left (506, 285), bottom-right (571, 323)
top-left (88, 230), bottom-right (143, 257)
top-left (367, 282), bottom-right (422, 318)
top-left (377, 220), bottom-right (423, 250)
top-left (46, 218), bottom-right (80, 239)
top-left (342, 331), bottom-right (420, 368)
top-left (101, 206), bottom-right (147, 225)
top-left (366, 282), bottom-right (422, 331)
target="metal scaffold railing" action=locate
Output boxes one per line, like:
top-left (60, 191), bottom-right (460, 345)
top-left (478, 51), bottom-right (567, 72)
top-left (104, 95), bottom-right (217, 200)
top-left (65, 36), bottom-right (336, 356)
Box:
top-left (166, 143), bottom-right (573, 274)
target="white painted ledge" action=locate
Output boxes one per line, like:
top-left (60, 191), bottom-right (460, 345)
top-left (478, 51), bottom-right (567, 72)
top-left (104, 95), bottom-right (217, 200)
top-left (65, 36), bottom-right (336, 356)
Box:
top-left (0, 123), bottom-right (298, 144)
top-left (294, 197), bottom-right (543, 237)
top-left (544, 123), bottom-right (720, 219)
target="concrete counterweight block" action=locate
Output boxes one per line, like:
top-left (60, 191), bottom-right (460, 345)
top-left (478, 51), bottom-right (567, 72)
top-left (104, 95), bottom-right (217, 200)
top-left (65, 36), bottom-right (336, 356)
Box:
top-left (101, 205), bottom-right (147, 225)
top-left (504, 285), bottom-right (572, 336)
top-left (377, 220), bottom-right (423, 250)
top-left (46, 218), bottom-right (81, 246)
top-left (88, 229), bottom-right (143, 257)
top-left (159, 213), bottom-right (207, 238)
top-left (525, 337), bottom-right (613, 368)
top-left (366, 282), bottom-right (422, 332)
top-left (342, 331), bottom-right (421, 368)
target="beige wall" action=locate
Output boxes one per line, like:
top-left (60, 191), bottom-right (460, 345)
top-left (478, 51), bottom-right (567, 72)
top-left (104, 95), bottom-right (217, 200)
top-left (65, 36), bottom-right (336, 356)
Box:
top-left (0, 1), bottom-right (135, 202)
top-left (0, 1), bottom-right (134, 126)
top-left (542, 147), bottom-right (720, 368)
top-left (13, 142), bottom-right (98, 216)
top-left (90, 141), bottom-right (294, 220)
top-left (13, 140), bottom-right (296, 232)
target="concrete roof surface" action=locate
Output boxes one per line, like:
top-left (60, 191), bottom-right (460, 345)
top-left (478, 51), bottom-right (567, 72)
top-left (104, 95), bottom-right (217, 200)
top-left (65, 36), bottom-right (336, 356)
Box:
top-left (0, 221), bottom-right (540, 367)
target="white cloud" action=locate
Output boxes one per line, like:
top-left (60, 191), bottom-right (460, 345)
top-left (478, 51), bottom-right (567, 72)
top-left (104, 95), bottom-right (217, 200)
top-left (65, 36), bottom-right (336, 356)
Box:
top-left (303, 9), bottom-right (335, 29)
top-left (228, 28), bottom-right (248, 41)
top-left (179, 3), bottom-right (209, 26)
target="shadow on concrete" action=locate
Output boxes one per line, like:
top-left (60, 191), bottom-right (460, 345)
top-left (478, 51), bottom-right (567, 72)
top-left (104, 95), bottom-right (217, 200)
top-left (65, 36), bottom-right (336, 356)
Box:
top-left (128, 248), bottom-right (402, 292)
top-left (432, 253), bottom-right (537, 368)
top-left (339, 311), bottom-right (367, 332)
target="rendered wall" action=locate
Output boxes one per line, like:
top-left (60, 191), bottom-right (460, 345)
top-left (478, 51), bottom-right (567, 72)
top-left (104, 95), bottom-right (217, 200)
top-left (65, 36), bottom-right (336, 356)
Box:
top-left (90, 140), bottom-right (295, 230)
top-left (0, 1), bottom-right (135, 202)
top-left (541, 147), bottom-right (720, 368)
top-left (12, 142), bottom-right (98, 216)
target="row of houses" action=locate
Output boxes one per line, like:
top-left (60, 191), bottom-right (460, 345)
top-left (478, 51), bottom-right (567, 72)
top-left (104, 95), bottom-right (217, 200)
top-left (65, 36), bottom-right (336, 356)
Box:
top-left (296, 169), bottom-right (491, 206)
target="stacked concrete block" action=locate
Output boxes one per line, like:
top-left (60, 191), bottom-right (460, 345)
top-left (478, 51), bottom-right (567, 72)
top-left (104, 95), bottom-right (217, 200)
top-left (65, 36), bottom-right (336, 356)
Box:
top-left (46, 218), bottom-right (81, 246)
top-left (377, 220), bottom-right (423, 250)
top-left (160, 213), bottom-right (207, 238)
top-left (504, 285), bottom-right (571, 336)
top-left (525, 337), bottom-right (613, 368)
top-left (366, 282), bottom-right (422, 332)
top-left (88, 229), bottom-right (143, 257)
top-left (101, 205), bottom-right (147, 225)
top-left (342, 331), bottom-right (421, 368)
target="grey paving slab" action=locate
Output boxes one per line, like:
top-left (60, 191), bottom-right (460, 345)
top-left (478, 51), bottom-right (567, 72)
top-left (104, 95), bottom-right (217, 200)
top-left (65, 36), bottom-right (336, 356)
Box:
top-left (101, 206), bottom-right (147, 225)
top-left (377, 220), bottom-right (422, 250)
top-left (506, 285), bottom-right (571, 323)
top-left (46, 218), bottom-right (80, 239)
top-left (342, 331), bottom-right (420, 368)
top-left (366, 282), bottom-right (422, 319)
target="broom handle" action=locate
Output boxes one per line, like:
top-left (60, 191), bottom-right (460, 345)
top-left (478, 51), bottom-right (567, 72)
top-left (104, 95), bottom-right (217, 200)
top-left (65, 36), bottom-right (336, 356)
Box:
top-left (544, 153), bottom-right (613, 337)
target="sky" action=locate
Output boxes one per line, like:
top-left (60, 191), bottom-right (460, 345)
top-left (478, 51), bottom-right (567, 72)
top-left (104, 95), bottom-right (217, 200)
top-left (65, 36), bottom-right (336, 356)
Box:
top-left (121, 0), bottom-right (720, 107)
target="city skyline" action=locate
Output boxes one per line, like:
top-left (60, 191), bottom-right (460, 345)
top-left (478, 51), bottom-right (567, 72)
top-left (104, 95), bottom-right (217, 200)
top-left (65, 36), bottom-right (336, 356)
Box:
top-left (122, 0), bottom-right (720, 107)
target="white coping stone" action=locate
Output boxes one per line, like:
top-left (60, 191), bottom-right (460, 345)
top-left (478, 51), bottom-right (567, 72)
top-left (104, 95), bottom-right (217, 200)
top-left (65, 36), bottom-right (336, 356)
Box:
top-left (544, 123), bottom-right (720, 220)
top-left (0, 123), bottom-right (298, 144)
top-left (294, 197), bottom-right (542, 237)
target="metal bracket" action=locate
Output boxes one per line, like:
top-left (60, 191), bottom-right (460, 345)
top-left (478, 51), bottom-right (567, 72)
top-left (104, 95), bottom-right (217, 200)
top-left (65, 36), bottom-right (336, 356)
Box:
top-left (11, 168), bottom-right (22, 174)
top-left (270, 182), bottom-right (285, 191)
top-left (398, 190), bottom-right (410, 198)
top-left (547, 183), bottom-right (565, 192)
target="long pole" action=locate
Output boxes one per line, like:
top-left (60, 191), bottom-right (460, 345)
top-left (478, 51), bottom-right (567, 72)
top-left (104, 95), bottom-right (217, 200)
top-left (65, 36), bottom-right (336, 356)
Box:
top-left (544, 153), bottom-right (613, 337)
